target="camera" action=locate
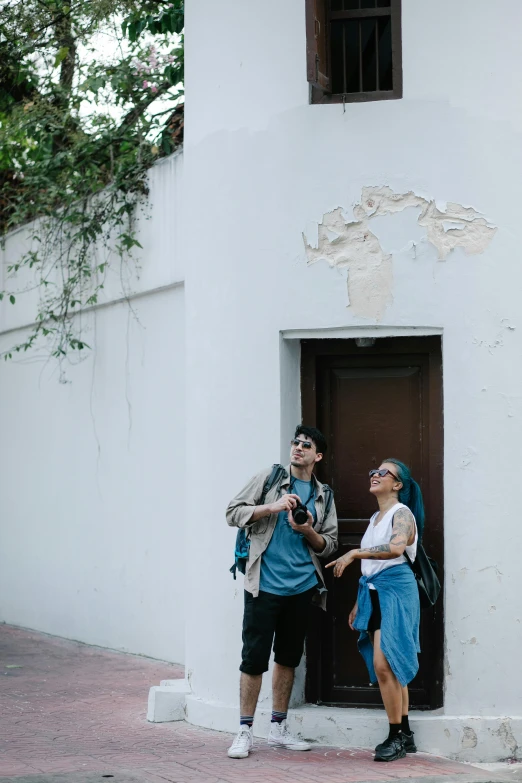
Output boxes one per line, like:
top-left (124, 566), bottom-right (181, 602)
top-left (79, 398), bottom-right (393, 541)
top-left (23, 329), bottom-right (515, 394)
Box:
top-left (292, 501), bottom-right (309, 525)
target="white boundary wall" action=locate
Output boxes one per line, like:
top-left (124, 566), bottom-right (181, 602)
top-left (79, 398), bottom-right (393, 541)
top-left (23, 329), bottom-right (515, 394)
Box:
top-left (0, 153), bottom-right (186, 664)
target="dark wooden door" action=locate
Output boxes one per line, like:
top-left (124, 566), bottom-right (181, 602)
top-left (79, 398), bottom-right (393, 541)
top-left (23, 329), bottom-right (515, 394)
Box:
top-left (302, 337), bottom-right (443, 709)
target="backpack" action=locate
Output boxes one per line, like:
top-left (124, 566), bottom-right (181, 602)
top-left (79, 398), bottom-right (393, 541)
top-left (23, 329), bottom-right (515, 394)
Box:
top-left (404, 544), bottom-right (441, 609)
top-left (229, 464), bottom-right (334, 579)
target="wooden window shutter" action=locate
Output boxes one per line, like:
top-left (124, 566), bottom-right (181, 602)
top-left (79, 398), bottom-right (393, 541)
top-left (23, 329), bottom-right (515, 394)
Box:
top-left (306, 0), bottom-right (330, 95)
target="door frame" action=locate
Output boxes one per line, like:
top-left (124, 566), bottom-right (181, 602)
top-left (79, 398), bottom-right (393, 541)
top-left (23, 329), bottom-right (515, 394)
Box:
top-left (301, 336), bottom-right (444, 710)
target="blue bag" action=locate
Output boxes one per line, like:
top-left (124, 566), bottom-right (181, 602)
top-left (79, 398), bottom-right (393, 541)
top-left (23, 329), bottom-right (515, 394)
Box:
top-left (230, 464), bottom-right (287, 579)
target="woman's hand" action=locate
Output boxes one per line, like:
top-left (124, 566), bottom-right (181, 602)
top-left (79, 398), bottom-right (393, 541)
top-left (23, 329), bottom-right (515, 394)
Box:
top-left (325, 551), bottom-right (356, 577)
top-left (348, 603), bottom-right (358, 631)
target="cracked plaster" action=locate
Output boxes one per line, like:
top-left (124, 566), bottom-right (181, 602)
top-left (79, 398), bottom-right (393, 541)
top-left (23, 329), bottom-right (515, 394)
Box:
top-left (303, 186), bottom-right (497, 321)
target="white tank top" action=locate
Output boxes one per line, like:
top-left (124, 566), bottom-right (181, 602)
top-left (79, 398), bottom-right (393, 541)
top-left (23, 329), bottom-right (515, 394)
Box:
top-left (360, 502), bottom-right (418, 589)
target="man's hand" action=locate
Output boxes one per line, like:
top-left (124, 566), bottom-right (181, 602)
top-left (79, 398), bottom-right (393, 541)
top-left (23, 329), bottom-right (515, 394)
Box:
top-left (348, 603), bottom-right (358, 630)
top-left (269, 493), bottom-right (300, 515)
top-left (288, 507), bottom-right (325, 553)
top-left (325, 551), bottom-right (356, 577)
top-left (288, 507), bottom-right (314, 533)
top-left (249, 493), bottom-right (303, 524)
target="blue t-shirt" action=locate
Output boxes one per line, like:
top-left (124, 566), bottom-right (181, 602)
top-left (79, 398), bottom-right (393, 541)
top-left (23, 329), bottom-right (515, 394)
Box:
top-left (259, 477), bottom-right (319, 596)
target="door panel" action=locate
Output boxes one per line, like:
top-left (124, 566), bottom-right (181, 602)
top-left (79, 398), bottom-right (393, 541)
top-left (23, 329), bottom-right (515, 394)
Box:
top-left (302, 338), bottom-right (443, 709)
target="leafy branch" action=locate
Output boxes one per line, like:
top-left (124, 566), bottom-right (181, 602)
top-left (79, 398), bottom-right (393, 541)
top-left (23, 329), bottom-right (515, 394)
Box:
top-left (0, 0), bottom-right (184, 364)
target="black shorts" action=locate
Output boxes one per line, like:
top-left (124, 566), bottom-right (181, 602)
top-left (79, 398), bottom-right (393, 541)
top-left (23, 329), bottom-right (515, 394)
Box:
top-left (240, 588), bottom-right (316, 675)
top-left (368, 589), bottom-right (382, 632)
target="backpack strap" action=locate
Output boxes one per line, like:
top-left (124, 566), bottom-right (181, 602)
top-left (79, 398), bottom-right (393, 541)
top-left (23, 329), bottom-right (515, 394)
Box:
top-left (323, 484), bottom-right (333, 519)
top-left (258, 463), bottom-right (287, 507)
top-left (243, 464), bottom-right (288, 542)
top-left (313, 483), bottom-right (333, 531)
top-left (230, 464), bottom-right (287, 580)
top-left (243, 462), bottom-right (287, 538)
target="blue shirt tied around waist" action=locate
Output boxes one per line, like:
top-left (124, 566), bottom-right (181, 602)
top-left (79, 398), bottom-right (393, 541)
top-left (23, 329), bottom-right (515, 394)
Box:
top-left (259, 477), bottom-right (318, 596)
top-left (353, 563), bottom-right (420, 687)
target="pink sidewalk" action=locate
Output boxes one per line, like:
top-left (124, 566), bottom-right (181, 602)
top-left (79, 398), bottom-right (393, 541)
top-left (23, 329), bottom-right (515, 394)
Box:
top-left (0, 624), bottom-right (504, 782)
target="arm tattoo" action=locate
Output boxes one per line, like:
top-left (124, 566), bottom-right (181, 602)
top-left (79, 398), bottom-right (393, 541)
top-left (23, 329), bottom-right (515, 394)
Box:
top-left (389, 508), bottom-right (415, 547)
top-left (356, 509), bottom-right (415, 559)
top-left (357, 544), bottom-right (392, 559)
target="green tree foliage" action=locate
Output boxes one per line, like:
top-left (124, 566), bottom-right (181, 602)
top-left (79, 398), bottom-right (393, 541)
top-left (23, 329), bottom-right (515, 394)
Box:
top-left (0, 0), bottom-right (183, 360)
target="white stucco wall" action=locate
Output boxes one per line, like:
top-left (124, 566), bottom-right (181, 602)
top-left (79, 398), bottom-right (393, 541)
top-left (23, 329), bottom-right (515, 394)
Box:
top-left (182, 0), bottom-right (522, 760)
top-left (0, 153), bottom-right (186, 664)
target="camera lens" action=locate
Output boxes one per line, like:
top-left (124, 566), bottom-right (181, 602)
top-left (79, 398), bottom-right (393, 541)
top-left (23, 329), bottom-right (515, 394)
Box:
top-left (293, 503), bottom-right (308, 525)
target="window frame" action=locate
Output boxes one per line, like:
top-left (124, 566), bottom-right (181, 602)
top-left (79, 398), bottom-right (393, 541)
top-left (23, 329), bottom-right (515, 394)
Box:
top-left (306, 0), bottom-right (403, 105)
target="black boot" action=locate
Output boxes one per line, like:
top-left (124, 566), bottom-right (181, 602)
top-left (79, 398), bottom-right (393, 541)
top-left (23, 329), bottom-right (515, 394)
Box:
top-left (380, 731), bottom-right (416, 753)
top-left (374, 733), bottom-right (406, 762)
top-left (402, 731), bottom-right (417, 753)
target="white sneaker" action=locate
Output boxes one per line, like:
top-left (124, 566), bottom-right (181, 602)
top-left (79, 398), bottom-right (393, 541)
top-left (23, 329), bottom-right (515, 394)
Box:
top-left (267, 719), bottom-right (311, 751)
top-left (227, 725), bottom-right (254, 758)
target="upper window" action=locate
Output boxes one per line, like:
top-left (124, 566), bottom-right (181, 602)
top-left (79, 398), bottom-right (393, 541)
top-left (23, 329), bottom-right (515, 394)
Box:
top-left (306, 0), bottom-right (402, 103)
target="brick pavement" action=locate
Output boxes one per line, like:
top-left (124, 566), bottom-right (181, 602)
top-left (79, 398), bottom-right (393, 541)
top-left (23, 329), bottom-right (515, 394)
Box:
top-left (0, 624), bottom-right (508, 783)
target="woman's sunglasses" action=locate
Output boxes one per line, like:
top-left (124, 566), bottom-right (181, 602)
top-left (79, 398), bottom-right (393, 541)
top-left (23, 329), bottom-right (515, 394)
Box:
top-left (369, 468), bottom-right (399, 481)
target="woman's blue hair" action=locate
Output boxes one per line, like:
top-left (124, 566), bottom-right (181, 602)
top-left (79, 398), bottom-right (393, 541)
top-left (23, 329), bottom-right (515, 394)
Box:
top-left (383, 458), bottom-right (425, 539)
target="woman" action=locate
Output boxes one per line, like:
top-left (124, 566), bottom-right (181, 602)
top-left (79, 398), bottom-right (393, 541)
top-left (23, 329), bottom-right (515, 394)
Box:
top-left (326, 459), bottom-right (423, 763)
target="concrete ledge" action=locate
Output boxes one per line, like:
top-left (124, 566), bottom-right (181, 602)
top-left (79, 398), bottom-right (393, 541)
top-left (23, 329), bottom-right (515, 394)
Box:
top-left (147, 679), bottom-right (189, 723)
top-left (185, 695), bottom-right (522, 763)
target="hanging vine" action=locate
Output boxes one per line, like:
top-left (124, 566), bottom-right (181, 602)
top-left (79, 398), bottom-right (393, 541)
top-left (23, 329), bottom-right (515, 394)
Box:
top-left (0, 0), bottom-right (184, 360)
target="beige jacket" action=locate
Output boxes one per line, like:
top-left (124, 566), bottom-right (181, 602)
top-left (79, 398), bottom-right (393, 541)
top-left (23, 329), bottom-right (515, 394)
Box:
top-left (226, 465), bottom-right (338, 610)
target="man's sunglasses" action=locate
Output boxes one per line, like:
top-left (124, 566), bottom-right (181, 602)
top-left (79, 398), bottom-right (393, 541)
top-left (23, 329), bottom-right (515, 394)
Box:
top-left (369, 468), bottom-right (399, 481)
top-left (291, 438), bottom-right (314, 450)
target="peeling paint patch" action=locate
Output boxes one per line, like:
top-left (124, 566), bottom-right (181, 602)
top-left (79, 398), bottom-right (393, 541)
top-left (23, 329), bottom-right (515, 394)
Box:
top-left (356, 187), bottom-right (497, 261)
top-left (304, 207), bottom-right (392, 320)
top-left (458, 447), bottom-right (477, 471)
top-left (479, 564), bottom-right (503, 582)
top-left (494, 720), bottom-right (518, 759)
top-left (417, 201), bottom-right (497, 261)
top-left (461, 727), bottom-right (478, 749)
top-left (473, 320), bottom-right (516, 354)
top-left (303, 186), bottom-right (497, 320)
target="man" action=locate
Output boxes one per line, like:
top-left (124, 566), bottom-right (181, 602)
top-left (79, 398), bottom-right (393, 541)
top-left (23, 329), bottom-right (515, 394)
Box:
top-left (226, 425), bottom-right (338, 759)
